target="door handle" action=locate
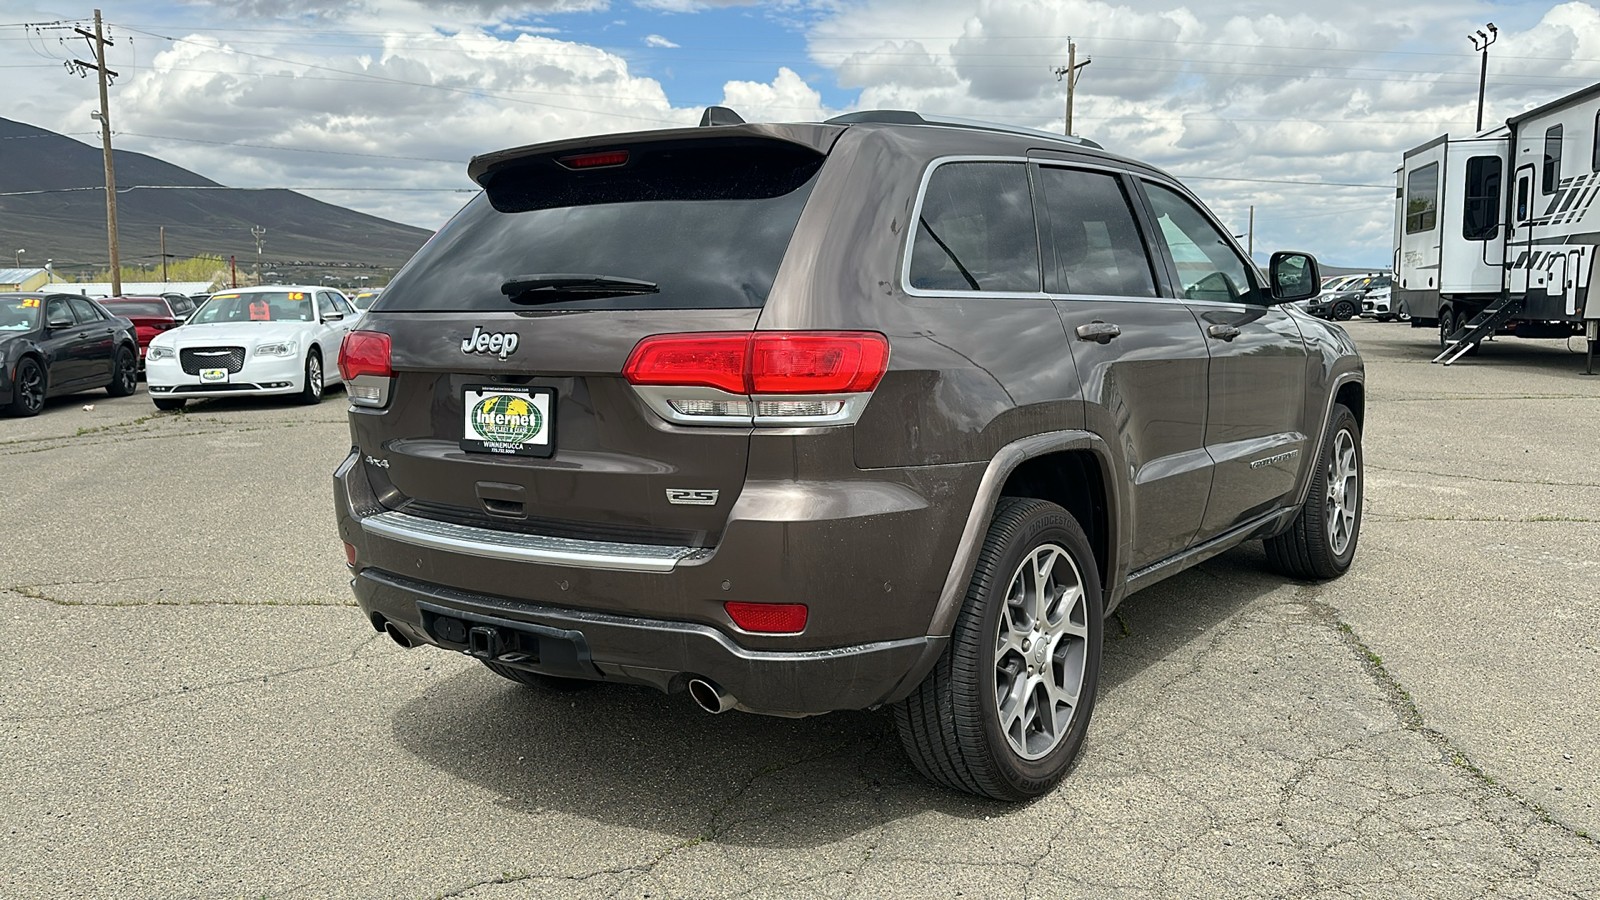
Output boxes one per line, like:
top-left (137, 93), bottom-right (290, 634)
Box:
top-left (1075, 322), bottom-right (1121, 344)
top-left (1208, 324), bottom-right (1242, 342)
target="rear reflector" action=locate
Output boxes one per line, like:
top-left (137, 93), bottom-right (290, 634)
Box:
top-left (343, 541), bottom-right (357, 567)
top-left (339, 330), bottom-right (392, 381)
top-left (623, 332), bottom-right (889, 396)
top-left (558, 150), bottom-right (629, 169)
top-left (724, 601), bottom-right (808, 634)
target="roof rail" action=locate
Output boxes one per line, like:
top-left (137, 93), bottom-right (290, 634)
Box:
top-left (824, 110), bottom-right (1103, 150)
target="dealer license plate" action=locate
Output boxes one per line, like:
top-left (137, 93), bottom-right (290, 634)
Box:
top-left (200, 368), bottom-right (228, 383)
top-left (461, 386), bottom-right (554, 457)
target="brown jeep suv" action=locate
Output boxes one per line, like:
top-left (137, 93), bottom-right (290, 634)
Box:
top-left (333, 109), bottom-right (1364, 800)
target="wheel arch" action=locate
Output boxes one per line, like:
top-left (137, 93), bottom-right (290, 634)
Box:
top-left (927, 431), bottom-right (1126, 641)
top-left (880, 430), bottom-right (1126, 710)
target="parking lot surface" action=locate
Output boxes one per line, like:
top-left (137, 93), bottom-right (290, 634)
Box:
top-left (2, 321), bottom-right (1598, 898)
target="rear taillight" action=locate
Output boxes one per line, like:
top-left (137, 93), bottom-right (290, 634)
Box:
top-left (623, 331), bottom-right (889, 426)
top-left (339, 330), bottom-right (392, 407)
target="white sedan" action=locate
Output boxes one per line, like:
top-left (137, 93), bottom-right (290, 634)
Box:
top-left (145, 285), bottom-right (360, 410)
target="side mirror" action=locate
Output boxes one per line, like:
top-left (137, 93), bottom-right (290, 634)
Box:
top-left (324, 312), bottom-right (344, 322)
top-left (1269, 251), bottom-right (1321, 303)
top-left (47, 313), bottom-right (74, 329)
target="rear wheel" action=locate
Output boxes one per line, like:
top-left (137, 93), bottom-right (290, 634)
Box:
top-left (1265, 403), bottom-right (1362, 580)
top-left (481, 660), bottom-right (593, 692)
top-left (153, 397), bottom-right (186, 411)
top-left (893, 497), bottom-right (1103, 801)
top-left (107, 346), bottom-right (137, 396)
top-left (7, 357), bottom-right (45, 417)
top-left (1438, 308), bottom-right (1456, 351)
top-left (298, 350), bottom-right (324, 405)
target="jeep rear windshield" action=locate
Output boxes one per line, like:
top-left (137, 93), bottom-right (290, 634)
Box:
top-left (379, 140), bottom-right (825, 312)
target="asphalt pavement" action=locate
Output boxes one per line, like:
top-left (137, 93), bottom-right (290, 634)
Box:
top-left (2, 321), bottom-right (1597, 898)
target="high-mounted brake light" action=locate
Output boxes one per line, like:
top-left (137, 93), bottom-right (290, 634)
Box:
top-left (725, 601), bottom-right (808, 634)
top-left (339, 330), bottom-right (392, 380)
top-left (558, 150), bottom-right (630, 169)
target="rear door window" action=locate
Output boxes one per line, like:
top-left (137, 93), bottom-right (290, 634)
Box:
top-left (908, 161), bottom-right (1040, 293)
top-left (381, 139), bottom-right (824, 312)
top-left (1543, 125), bottom-right (1563, 195)
top-left (1036, 166), bottom-right (1156, 297)
top-left (67, 297), bottom-right (103, 323)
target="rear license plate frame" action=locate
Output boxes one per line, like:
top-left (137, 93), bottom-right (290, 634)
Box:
top-left (461, 384), bottom-right (556, 458)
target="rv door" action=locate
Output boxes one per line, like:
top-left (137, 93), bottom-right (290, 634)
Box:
top-left (1396, 138), bottom-right (1446, 321)
top-left (1510, 165), bottom-right (1539, 297)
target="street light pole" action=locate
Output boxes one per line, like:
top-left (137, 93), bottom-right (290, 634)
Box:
top-left (14, 249), bottom-right (22, 268)
top-left (1469, 23), bottom-right (1498, 133)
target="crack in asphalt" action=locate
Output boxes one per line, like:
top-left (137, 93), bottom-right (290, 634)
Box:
top-left (0, 417), bottom-right (342, 456)
top-left (4, 583), bottom-right (353, 608)
top-left (0, 631), bottom-right (385, 724)
top-left (1365, 513), bottom-right (1600, 524)
top-left (1366, 463), bottom-right (1600, 489)
top-left (1304, 594), bottom-right (1599, 850)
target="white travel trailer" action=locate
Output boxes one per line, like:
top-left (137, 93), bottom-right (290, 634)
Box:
top-left (1395, 81), bottom-right (1600, 367)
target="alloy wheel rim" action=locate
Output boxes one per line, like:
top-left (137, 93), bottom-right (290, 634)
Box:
top-left (1324, 428), bottom-right (1360, 556)
top-left (993, 543), bottom-right (1090, 761)
top-left (119, 352), bottom-right (135, 391)
top-left (309, 357), bottom-right (322, 397)
top-left (21, 364), bottom-right (43, 411)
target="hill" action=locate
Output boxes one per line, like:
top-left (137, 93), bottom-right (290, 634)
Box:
top-left (0, 117), bottom-right (435, 276)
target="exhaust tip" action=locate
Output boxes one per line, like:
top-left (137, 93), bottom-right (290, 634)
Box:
top-left (687, 677), bottom-right (736, 714)
top-left (383, 622), bottom-right (414, 649)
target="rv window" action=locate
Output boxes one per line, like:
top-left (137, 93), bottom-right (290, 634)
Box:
top-left (1543, 125), bottom-right (1563, 195)
top-left (1517, 176), bottom-right (1530, 223)
top-left (1405, 163), bottom-right (1438, 234)
top-left (1462, 156), bottom-right (1501, 241)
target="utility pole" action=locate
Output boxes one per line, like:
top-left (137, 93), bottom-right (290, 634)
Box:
top-left (251, 225), bottom-right (266, 285)
top-left (1052, 39), bottom-right (1092, 137)
top-left (1248, 205), bottom-right (1255, 258)
top-left (1469, 23), bottom-right (1498, 133)
top-left (71, 10), bottom-right (121, 296)
top-left (160, 226), bottom-right (168, 283)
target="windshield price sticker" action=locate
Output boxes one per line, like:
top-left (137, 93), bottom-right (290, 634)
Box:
top-left (287, 292), bottom-right (306, 301)
top-left (20, 298), bottom-right (40, 308)
top-left (462, 386), bottom-right (554, 458)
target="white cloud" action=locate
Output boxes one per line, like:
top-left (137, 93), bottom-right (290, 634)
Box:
top-left (8, 0), bottom-right (1600, 266)
top-left (643, 34), bottom-right (680, 48)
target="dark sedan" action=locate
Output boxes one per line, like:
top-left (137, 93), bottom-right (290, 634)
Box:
top-left (1, 292), bottom-right (140, 416)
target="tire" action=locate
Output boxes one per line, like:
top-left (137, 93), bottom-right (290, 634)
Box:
top-left (1437, 308), bottom-right (1456, 351)
top-left (6, 356), bottom-right (46, 417)
top-left (107, 345), bottom-right (137, 397)
top-left (481, 660), bottom-right (593, 692)
top-left (1265, 404), bottom-right (1362, 580)
top-left (1333, 300), bottom-right (1356, 321)
top-left (1398, 310), bottom-right (1412, 322)
top-left (298, 350), bottom-right (324, 405)
top-left (893, 497), bottom-right (1104, 801)
top-left (152, 397), bottom-right (186, 411)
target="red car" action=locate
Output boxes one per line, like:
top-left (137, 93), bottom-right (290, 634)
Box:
top-left (99, 296), bottom-right (186, 368)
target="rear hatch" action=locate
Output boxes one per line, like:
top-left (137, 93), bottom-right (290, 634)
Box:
top-left (351, 125), bottom-right (843, 548)
top-left (101, 300), bottom-right (178, 348)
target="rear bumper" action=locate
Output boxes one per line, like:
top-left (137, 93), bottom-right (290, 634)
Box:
top-left (353, 567), bottom-right (940, 716)
top-left (333, 446), bottom-right (975, 715)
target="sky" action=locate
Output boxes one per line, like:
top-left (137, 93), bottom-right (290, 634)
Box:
top-left (3, 1), bottom-right (1600, 267)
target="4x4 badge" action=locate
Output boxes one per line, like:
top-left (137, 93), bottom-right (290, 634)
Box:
top-left (461, 326), bottom-right (520, 359)
top-left (666, 488), bottom-right (719, 506)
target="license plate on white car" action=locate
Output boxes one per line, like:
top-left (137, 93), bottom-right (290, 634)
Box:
top-left (200, 368), bottom-right (229, 383)
top-left (461, 386), bottom-right (555, 457)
